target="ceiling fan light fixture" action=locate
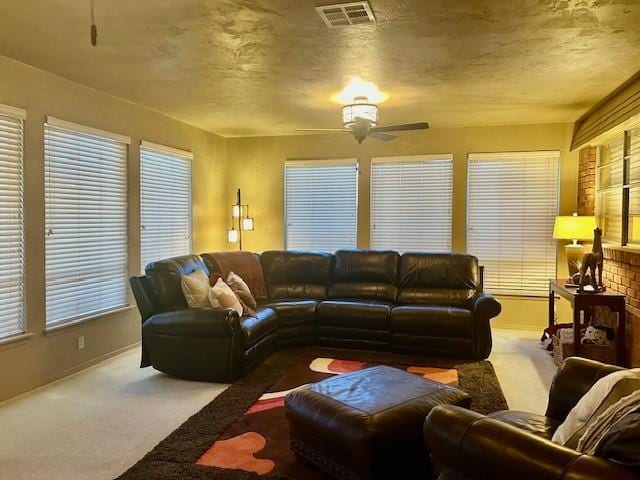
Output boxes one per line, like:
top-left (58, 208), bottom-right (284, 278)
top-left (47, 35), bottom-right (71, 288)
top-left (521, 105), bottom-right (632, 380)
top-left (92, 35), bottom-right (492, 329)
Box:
top-left (342, 99), bottom-right (378, 128)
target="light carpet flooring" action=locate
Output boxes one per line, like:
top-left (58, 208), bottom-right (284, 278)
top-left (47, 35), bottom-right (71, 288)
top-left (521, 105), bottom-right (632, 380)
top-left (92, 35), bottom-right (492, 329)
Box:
top-left (0, 328), bottom-right (556, 480)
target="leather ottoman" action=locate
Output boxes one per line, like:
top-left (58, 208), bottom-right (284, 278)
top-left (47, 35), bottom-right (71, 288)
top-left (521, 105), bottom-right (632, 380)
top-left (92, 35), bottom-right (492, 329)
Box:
top-left (284, 365), bottom-right (471, 480)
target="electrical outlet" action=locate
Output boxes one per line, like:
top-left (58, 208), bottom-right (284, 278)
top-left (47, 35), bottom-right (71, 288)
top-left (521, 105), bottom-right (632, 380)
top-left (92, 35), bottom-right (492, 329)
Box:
top-left (77, 336), bottom-right (85, 350)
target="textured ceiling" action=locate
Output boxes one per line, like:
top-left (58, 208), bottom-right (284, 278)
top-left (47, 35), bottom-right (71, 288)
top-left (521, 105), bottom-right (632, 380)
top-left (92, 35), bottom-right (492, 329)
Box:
top-left (0, 0), bottom-right (639, 136)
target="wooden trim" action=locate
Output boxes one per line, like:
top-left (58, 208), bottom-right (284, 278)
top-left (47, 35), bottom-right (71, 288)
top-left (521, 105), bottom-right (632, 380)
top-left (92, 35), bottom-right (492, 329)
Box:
top-left (46, 116), bottom-right (131, 144)
top-left (0, 103), bottom-right (26, 119)
top-left (140, 140), bottom-right (192, 159)
top-left (571, 71), bottom-right (640, 150)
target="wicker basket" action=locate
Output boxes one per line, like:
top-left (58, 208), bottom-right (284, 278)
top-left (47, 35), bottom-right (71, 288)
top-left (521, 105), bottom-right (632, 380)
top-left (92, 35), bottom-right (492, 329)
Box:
top-left (552, 334), bottom-right (616, 367)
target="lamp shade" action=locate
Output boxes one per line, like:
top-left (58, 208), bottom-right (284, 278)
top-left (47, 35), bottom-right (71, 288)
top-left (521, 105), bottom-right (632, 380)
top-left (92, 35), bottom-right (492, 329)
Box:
top-left (242, 217), bottom-right (254, 231)
top-left (227, 228), bottom-right (239, 243)
top-left (553, 215), bottom-right (597, 240)
top-left (342, 97), bottom-right (378, 127)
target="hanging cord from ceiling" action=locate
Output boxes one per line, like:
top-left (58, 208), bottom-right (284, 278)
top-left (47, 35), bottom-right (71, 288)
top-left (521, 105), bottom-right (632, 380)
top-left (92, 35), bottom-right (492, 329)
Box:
top-left (90, 0), bottom-right (98, 46)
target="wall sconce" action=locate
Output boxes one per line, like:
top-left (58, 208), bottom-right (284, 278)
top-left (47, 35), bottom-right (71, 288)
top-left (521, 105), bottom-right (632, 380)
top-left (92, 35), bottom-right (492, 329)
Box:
top-left (227, 188), bottom-right (254, 250)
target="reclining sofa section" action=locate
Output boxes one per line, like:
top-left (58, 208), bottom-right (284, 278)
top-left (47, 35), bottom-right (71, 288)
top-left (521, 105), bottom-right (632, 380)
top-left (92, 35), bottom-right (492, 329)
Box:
top-left (130, 250), bottom-right (501, 382)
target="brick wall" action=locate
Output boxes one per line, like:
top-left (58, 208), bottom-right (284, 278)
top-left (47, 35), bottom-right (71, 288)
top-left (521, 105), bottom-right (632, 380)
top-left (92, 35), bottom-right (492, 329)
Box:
top-left (577, 146), bottom-right (638, 366)
top-left (578, 146), bottom-right (596, 216)
top-left (602, 248), bottom-right (640, 366)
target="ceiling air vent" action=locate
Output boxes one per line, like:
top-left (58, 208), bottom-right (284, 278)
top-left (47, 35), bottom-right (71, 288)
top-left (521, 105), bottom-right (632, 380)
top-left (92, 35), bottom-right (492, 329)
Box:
top-left (316, 1), bottom-right (376, 28)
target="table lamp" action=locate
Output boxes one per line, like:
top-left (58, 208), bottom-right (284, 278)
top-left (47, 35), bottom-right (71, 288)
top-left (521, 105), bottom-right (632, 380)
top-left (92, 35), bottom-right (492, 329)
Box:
top-left (553, 213), bottom-right (597, 283)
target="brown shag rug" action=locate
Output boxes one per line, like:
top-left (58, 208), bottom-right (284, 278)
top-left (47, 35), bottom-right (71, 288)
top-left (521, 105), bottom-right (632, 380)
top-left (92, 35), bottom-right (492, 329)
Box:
top-left (117, 348), bottom-right (508, 480)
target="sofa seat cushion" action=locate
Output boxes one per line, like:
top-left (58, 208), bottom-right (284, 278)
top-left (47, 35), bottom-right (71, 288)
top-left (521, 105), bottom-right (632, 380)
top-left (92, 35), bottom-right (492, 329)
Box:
top-left (489, 410), bottom-right (561, 440)
top-left (391, 306), bottom-right (473, 338)
top-left (261, 300), bottom-right (318, 327)
top-left (240, 307), bottom-right (277, 345)
top-left (317, 300), bottom-right (392, 330)
top-left (329, 282), bottom-right (398, 303)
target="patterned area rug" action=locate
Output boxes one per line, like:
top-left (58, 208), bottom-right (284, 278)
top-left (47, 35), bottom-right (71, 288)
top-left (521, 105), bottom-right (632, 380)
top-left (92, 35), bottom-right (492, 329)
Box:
top-left (118, 348), bottom-right (507, 480)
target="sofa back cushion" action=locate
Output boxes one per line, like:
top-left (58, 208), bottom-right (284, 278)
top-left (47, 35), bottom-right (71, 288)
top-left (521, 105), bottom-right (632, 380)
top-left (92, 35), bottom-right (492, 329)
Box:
top-left (397, 253), bottom-right (479, 307)
top-left (145, 254), bottom-right (209, 311)
top-left (329, 250), bottom-right (399, 302)
top-left (201, 251), bottom-right (268, 300)
top-left (261, 250), bottom-right (333, 300)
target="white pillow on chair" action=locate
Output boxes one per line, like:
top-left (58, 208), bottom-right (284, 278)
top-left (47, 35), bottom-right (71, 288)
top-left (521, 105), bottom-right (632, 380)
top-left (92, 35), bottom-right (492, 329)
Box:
top-left (552, 368), bottom-right (640, 448)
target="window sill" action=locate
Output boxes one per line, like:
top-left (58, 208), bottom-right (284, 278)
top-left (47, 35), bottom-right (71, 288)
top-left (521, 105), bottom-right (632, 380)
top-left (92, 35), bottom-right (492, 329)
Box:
top-left (44, 305), bottom-right (136, 337)
top-left (602, 243), bottom-right (640, 254)
top-left (494, 294), bottom-right (548, 301)
top-left (0, 332), bottom-right (34, 350)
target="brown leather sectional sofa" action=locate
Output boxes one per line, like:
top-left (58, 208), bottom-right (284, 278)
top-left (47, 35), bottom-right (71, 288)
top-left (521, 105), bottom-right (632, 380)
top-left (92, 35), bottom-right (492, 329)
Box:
top-left (130, 249), bottom-right (501, 382)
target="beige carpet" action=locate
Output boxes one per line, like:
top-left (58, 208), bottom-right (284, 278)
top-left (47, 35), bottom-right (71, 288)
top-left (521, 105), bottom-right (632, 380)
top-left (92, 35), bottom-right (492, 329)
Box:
top-left (0, 329), bottom-right (556, 480)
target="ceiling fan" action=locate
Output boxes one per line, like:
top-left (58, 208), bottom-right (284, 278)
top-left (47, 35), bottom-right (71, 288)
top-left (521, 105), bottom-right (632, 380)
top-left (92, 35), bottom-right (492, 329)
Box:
top-left (296, 96), bottom-right (429, 143)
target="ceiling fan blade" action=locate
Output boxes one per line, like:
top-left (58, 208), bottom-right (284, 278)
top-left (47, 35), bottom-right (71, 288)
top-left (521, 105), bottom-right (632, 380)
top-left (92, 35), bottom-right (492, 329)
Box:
top-left (370, 132), bottom-right (397, 142)
top-left (295, 128), bottom-right (350, 132)
top-left (370, 122), bottom-right (429, 133)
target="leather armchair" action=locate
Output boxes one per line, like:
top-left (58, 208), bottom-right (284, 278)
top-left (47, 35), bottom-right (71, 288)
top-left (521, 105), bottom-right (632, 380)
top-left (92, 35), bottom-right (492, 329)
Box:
top-left (424, 357), bottom-right (635, 480)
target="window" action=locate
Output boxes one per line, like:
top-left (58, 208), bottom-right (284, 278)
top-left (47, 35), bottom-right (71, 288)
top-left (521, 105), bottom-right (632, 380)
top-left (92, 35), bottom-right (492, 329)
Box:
top-left (370, 154), bottom-right (453, 252)
top-left (467, 151), bottom-right (560, 296)
top-left (45, 118), bottom-right (129, 326)
top-left (285, 159), bottom-right (358, 251)
top-left (140, 141), bottom-right (192, 271)
top-left (597, 135), bottom-right (624, 242)
top-left (629, 126), bottom-right (640, 243)
top-left (596, 125), bottom-right (640, 245)
top-left (0, 105), bottom-right (25, 338)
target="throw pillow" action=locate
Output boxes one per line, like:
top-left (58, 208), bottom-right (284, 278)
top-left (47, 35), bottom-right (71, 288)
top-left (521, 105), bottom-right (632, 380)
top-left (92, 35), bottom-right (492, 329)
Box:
top-left (209, 272), bottom-right (223, 287)
top-left (208, 278), bottom-right (243, 316)
top-left (208, 273), bottom-right (255, 315)
top-left (227, 271), bottom-right (257, 310)
top-left (180, 268), bottom-right (211, 308)
top-left (577, 389), bottom-right (640, 455)
top-left (593, 407), bottom-right (640, 470)
top-left (552, 369), bottom-right (640, 448)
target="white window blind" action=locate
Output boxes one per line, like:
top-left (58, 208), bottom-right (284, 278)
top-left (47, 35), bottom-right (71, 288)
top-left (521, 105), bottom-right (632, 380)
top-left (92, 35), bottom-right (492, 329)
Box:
top-left (371, 155), bottom-right (453, 252)
top-left (0, 105), bottom-right (25, 338)
top-left (45, 118), bottom-right (129, 326)
top-left (285, 159), bottom-right (358, 251)
top-left (140, 141), bottom-right (192, 271)
top-left (467, 151), bottom-right (559, 296)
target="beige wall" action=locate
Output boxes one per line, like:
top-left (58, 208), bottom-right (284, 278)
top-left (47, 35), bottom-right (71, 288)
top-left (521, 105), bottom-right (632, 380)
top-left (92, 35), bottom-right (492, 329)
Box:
top-left (225, 123), bottom-right (579, 330)
top-left (0, 55), bottom-right (581, 401)
top-left (0, 56), bottom-right (229, 402)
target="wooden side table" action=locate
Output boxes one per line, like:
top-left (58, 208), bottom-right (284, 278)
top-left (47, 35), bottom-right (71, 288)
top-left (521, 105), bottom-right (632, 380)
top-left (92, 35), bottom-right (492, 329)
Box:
top-left (548, 279), bottom-right (627, 366)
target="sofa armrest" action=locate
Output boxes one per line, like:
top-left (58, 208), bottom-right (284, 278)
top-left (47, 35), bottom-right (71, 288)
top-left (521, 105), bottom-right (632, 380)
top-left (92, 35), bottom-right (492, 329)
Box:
top-left (471, 293), bottom-right (501, 320)
top-left (143, 307), bottom-right (241, 337)
top-left (545, 356), bottom-right (624, 421)
top-left (424, 405), bottom-right (636, 480)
